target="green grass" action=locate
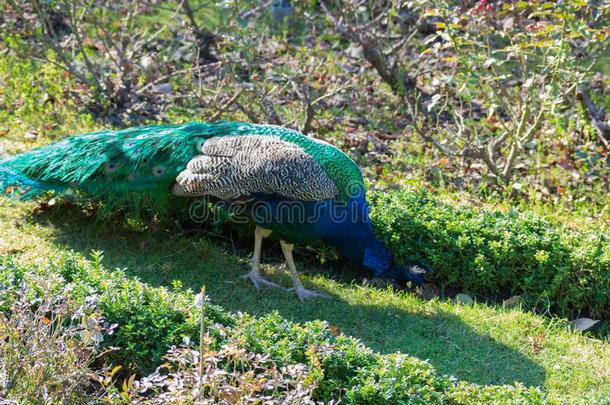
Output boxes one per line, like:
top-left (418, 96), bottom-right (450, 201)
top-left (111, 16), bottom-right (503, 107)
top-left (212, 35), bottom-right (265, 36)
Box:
top-left (1, 43), bottom-right (609, 403)
top-left (1, 199), bottom-right (608, 402)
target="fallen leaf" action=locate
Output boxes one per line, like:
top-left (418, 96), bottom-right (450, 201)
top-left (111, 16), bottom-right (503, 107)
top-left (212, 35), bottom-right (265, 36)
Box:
top-left (569, 318), bottom-right (600, 332)
top-left (455, 293), bottom-right (473, 305)
top-left (24, 130), bottom-right (38, 140)
top-left (328, 324), bottom-right (341, 336)
top-left (503, 295), bottom-right (522, 307)
top-left (527, 333), bottom-right (545, 354)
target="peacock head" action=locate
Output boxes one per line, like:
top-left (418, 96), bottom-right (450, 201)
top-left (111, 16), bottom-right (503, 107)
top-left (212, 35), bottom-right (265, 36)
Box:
top-left (362, 243), bottom-right (431, 286)
top-left (387, 262), bottom-right (430, 286)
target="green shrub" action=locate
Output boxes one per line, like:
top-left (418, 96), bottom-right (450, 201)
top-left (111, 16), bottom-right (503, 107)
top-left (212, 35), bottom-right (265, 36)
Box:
top-left (0, 252), bottom-right (548, 403)
top-left (233, 313), bottom-right (545, 404)
top-left (0, 273), bottom-right (104, 402)
top-left (369, 188), bottom-right (610, 320)
top-left (0, 253), bottom-right (231, 373)
top-left (448, 382), bottom-right (547, 404)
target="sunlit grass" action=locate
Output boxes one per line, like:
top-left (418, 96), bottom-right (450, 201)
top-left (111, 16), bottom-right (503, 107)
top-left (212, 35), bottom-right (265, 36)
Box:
top-left (1, 198), bottom-right (608, 402)
top-left (1, 48), bottom-right (609, 403)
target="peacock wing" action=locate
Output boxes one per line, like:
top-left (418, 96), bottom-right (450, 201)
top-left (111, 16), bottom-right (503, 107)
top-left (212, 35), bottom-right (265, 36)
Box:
top-left (172, 135), bottom-right (338, 201)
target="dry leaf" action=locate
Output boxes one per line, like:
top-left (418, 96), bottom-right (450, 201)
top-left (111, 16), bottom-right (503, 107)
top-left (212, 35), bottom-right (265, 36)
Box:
top-left (455, 293), bottom-right (473, 305)
top-left (503, 295), bottom-right (522, 307)
top-left (569, 318), bottom-right (599, 332)
top-left (328, 325), bottom-right (341, 336)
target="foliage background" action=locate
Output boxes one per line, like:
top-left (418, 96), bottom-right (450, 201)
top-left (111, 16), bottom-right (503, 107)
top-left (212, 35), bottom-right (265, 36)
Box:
top-left (0, 0), bottom-right (609, 402)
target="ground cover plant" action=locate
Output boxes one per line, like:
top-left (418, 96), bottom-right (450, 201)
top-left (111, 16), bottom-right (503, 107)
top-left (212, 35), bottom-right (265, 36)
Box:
top-left (1, 0), bottom-right (609, 402)
top-left (0, 200), bottom-right (609, 402)
top-left (2, 250), bottom-right (604, 403)
top-left (369, 188), bottom-right (610, 320)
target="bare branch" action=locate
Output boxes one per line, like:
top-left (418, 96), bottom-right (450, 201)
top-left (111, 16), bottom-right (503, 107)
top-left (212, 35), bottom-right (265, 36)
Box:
top-left (235, 101), bottom-right (261, 124)
top-left (290, 81), bottom-right (315, 135)
top-left (321, 1), bottom-right (419, 96)
top-left (208, 90), bottom-right (243, 121)
top-left (501, 143), bottom-right (518, 179)
top-left (135, 66), bottom-right (210, 95)
top-left (182, 0), bottom-right (217, 62)
top-left (240, 0), bottom-right (273, 19)
top-left (64, 1), bottom-right (103, 91)
top-left (577, 86), bottom-right (610, 148)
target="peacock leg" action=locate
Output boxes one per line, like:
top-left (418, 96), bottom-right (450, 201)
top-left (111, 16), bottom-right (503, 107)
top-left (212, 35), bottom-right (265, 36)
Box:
top-left (240, 226), bottom-right (285, 291)
top-left (280, 240), bottom-right (329, 302)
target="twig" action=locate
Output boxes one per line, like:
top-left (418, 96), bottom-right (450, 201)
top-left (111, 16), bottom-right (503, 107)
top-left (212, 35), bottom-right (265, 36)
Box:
top-left (236, 101), bottom-right (261, 123)
top-left (577, 86), bottom-right (610, 149)
top-left (65, 1), bottom-right (103, 91)
top-left (290, 81), bottom-right (315, 134)
top-left (208, 90), bottom-right (243, 121)
top-left (240, 0), bottom-right (273, 19)
top-left (130, 0), bottom-right (185, 57)
top-left (135, 66), bottom-right (208, 95)
top-left (321, 0), bottom-right (420, 96)
top-left (198, 285), bottom-right (206, 395)
top-left (182, 0), bottom-right (217, 62)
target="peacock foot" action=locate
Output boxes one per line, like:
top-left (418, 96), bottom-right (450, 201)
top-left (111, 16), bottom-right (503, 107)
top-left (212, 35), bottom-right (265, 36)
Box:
top-left (240, 269), bottom-right (285, 292)
top-left (288, 286), bottom-right (330, 303)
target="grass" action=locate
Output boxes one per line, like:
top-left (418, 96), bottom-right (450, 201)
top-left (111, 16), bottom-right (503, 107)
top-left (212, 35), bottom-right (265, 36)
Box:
top-left (1, 199), bottom-right (609, 402)
top-left (1, 38), bottom-right (609, 403)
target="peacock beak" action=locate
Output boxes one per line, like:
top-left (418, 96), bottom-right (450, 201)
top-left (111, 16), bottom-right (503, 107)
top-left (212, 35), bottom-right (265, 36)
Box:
top-left (407, 262), bottom-right (432, 275)
top-left (409, 266), bottom-right (427, 275)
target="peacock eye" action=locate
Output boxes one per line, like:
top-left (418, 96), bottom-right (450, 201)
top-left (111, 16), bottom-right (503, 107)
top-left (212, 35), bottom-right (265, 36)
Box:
top-left (152, 165), bottom-right (166, 177)
top-left (136, 134), bottom-right (148, 140)
top-left (104, 162), bottom-right (120, 173)
top-left (125, 141), bottom-right (136, 148)
top-left (196, 140), bottom-right (205, 152)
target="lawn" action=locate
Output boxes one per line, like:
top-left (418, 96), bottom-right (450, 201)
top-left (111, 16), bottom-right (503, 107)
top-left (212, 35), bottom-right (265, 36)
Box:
top-left (1, 197), bottom-right (608, 402)
top-left (1, 0), bottom-right (610, 402)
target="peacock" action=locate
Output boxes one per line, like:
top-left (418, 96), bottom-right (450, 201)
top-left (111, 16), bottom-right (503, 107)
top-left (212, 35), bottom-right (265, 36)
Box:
top-left (0, 121), bottom-right (428, 301)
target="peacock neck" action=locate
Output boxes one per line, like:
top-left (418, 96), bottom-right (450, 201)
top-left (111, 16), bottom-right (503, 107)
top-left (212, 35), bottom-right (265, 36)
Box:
top-left (323, 194), bottom-right (393, 276)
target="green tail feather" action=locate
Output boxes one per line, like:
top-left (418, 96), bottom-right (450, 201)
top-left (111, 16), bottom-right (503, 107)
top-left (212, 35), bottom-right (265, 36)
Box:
top-left (1, 122), bottom-right (231, 211)
top-left (0, 164), bottom-right (67, 200)
top-left (1, 120), bottom-right (364, 214)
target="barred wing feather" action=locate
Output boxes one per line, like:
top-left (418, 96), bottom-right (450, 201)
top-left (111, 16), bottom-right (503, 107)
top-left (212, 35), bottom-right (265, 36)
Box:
top-left (172, 135), bottom-right (338, 201)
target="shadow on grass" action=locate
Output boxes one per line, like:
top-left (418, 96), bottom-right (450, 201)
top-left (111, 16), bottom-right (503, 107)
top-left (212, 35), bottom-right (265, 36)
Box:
top-left (33, 207), bottom-right (546, 387)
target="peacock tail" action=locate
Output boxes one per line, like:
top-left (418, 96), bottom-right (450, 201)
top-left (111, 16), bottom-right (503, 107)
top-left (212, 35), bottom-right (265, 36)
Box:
top-left (1, 121), bottom-right (423, 285)
top-left (0, 121), bottom-right (364, 214)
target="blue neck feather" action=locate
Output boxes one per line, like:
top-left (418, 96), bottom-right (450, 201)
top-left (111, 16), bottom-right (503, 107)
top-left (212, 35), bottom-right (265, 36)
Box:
top-left (322, 194), bottom-right (394, 277)
top-left (249, 190), bottom-right (398, 278)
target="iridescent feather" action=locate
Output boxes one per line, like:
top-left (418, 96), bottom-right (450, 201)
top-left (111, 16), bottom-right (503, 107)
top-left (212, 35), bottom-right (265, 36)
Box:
top-left (0, 121), bottom-right (364, 212)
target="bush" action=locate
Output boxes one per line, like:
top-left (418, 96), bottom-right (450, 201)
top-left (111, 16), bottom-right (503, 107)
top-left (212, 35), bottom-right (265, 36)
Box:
top-left (369, 188), bottom-right (610, 320)
top-left (0, 272), bottom-right (105, 402)
top-left (0, 252), bottom-right (547, 403)
top-left (0, 253), bottom-right (232, 374)
top-left (233, 313), bottom-right (544, 404)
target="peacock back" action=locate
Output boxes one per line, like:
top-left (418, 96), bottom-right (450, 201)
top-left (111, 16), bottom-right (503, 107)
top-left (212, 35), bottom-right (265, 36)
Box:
top-left (1, 122), bottom-right (364, 214)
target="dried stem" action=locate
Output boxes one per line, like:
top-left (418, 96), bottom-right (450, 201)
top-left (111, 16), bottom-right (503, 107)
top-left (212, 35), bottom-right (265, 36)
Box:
top-left (198, 285), bottom-right (206, 394)
top-left (578, 86), bottom-right (610, 149)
